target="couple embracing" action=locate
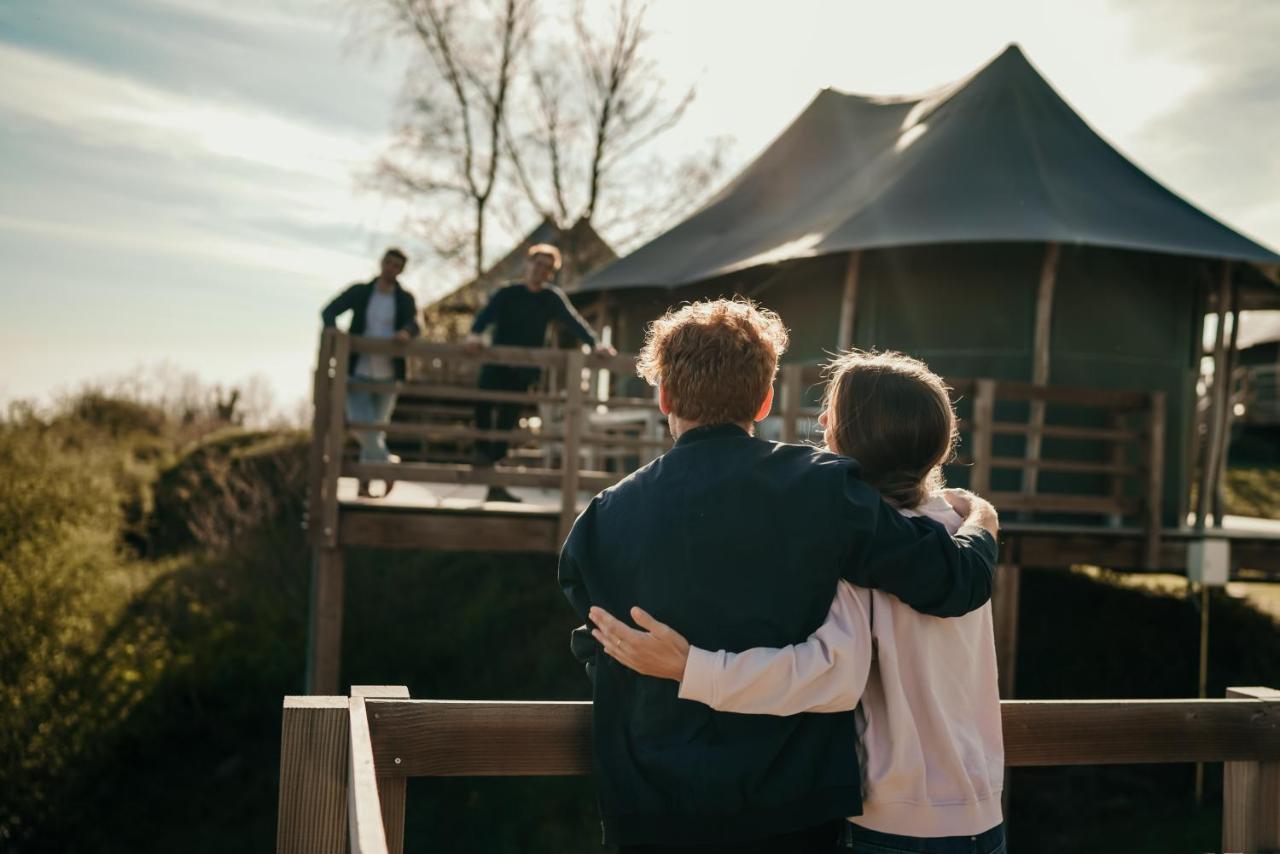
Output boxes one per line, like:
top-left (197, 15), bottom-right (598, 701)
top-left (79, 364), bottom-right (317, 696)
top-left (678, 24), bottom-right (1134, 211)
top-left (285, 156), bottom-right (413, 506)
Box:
top-left (560, 299), bottom-right (1005, 854)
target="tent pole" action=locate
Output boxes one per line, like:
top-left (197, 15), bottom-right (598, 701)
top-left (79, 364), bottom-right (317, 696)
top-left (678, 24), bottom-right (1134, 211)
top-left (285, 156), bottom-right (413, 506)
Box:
top-left (1025, 242), bottom-right (1061, 496)
top-left (1196, 262), bottom-right (1232, 531)
top-left (837, 250), bottom-right (862, 352)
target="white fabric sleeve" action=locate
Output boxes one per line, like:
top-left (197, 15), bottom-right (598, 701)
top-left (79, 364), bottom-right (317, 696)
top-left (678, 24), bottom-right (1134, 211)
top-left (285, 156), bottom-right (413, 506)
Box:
top-left (677, 581), bottom-right (873, 715)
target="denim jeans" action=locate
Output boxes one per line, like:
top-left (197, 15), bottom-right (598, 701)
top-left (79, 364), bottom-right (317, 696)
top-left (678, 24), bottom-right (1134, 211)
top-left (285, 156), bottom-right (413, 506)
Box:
top-left (839, 823), bottom-right (1006, 854)
top-left (345, 374), bottom-right (397, 463)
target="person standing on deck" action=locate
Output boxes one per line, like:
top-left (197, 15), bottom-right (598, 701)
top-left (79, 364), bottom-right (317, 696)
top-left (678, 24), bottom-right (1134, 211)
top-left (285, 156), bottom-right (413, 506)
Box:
top-left (321, 247), bottom-right (420, 498)
top-left (465, 243), bottom-right (615, 504)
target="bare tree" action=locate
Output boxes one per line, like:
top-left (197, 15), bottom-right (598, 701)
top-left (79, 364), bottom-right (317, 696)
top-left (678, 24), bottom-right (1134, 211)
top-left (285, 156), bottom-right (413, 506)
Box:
top-left (375, 0), bottom-right (534, 277)
top-left (368, 0), bottom-right (723, 280)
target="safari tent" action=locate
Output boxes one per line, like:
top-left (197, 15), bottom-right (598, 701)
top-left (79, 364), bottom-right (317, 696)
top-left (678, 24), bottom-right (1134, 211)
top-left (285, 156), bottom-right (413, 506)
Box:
top-left (571, 44), bottom-right (1280, 525)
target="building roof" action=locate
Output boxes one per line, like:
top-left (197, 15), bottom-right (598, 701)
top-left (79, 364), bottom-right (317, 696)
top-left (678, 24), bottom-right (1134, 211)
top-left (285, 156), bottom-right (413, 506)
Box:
top-left (578, 44), bottom-right (1280, 295)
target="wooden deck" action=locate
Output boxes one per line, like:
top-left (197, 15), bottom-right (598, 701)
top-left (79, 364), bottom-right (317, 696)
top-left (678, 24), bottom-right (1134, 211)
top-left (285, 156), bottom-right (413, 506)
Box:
top-left (303, 333), bottom-right (1280, 696)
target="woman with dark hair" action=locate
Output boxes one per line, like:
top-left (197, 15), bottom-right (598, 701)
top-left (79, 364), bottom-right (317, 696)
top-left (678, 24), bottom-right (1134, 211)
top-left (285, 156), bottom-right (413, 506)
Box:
top-left (591, 351), bottom-right (1006, 854)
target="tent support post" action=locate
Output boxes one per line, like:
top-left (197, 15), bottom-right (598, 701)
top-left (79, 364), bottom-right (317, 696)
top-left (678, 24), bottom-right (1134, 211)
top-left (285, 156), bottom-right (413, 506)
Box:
top-left (837, 250), bottom-right (862, 352)
top-left (1211, 282), bottom-right (1240, 527)
top-left (1025, 242), bottom-right (1061, 496)
top-left (1197, 262), bottom-right (1232, 530)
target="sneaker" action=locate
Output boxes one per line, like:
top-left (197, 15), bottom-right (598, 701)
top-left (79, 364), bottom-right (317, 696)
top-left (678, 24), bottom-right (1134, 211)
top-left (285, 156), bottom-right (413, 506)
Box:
top-left (485, 486), bottom-right (523, 503)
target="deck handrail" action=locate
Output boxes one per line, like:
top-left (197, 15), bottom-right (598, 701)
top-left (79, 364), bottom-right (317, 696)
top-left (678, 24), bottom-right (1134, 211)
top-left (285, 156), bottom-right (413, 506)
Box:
top-left (276, 686), bottom-right (1280, 854)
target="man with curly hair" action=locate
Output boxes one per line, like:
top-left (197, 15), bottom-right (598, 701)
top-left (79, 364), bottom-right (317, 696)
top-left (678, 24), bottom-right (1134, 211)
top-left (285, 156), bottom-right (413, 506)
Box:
top-left (559, 298), bottom-right (1000, 852)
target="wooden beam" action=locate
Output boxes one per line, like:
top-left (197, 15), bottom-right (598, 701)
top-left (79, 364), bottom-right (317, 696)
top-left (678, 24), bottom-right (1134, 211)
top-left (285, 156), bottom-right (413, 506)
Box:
top-left (320, 333), bottom-right (350, 549)
top-left (307, 330), bottom-right (336, 546)
top-left (1223, 687), bottom-right (1280, 852)
top-left (560, 349), bottom-right (587, 545)
top-left (360, 695), bottom-right (1280, 778)
top-left (345, 460), bottom-right (620, 492)
top-left (993, 564), bottom-right (1021, 699)
top-left (276, 696), bottom-right (349, 854)
top-left (836, 250), bottom-right (862, 352)
top-left (1212, 283), bottom-right (1242, 527)
top-left (351, 687), bottom-right (411, 854)
top-left (1025, 243), bottom-right (1061, 496)
top-left (307, 548), bottom-right (345, 695)
top-left (341, 510), bottom-right (559, 553)
top-left (969, 379), bottom-right (996, 496)
top-left (1198, 262), bottom-right (1232, 529)
top-left (347, 696), bottom-right (390, 854)
top-left (779, 364), bottom-right (804, 444)
top-left (1144, 392), bottom-right (1167, 569)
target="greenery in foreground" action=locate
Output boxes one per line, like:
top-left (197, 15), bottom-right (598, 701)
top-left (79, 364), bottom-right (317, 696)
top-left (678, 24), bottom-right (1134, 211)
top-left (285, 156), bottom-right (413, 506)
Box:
top-left (1, 395), bottom-right (1279, 852)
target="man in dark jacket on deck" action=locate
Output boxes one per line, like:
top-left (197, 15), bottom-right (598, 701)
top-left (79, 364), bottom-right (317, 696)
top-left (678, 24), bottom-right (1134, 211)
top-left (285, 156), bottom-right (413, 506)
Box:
top-left (558, 299), bottom-right (1000, 852)
top-left (465, 243), bottom-right (614, 503)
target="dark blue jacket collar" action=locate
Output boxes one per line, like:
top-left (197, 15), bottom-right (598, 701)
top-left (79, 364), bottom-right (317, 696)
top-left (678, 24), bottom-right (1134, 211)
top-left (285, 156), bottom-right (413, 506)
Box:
top-left (674, 423), bottom-right (751, 447)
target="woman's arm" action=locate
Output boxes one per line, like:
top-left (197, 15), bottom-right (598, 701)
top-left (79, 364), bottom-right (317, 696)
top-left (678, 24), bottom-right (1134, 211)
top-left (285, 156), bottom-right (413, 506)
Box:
top-left (591, 582), bottom-right (873, 716)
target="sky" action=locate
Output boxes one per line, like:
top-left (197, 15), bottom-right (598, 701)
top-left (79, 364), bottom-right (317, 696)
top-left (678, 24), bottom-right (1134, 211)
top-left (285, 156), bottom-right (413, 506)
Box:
top-left (2, 0), bottom-right (1278, 417)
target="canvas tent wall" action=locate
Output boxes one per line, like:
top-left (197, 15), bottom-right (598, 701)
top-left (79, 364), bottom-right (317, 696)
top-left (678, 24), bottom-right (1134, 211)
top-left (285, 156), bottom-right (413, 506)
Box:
top-left (572, 44), bottom-right (1280, 525)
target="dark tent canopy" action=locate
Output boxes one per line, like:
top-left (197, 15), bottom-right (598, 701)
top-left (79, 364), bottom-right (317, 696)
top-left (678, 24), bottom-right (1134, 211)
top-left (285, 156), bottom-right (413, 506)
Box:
top-left (578, 44), bottom-right (1280, 298)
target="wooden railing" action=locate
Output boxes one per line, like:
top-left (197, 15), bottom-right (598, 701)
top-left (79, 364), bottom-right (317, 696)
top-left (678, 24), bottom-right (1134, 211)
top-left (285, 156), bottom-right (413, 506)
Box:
top-left (310, 335), bottom-right (1166, 557)
top-left (776, 365), bottom-right (1168, 567)
top-left (276, 686), bottom-right (1280, 854)
top-left (308, 331), bottom-right (668, 543)
top-left (1237, 363), bottom-right (1280, 427)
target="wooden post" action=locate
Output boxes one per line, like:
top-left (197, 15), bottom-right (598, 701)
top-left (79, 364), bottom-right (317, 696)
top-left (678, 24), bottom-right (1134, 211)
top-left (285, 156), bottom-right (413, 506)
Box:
top-left (970, 379), bottom-right (997, 496)
top-left (321, 333), bottom-right (351, 549)
top-left (352, 686), bottom-right (410, 854)
top-left (277, 696), bottom-right (349, 854)
top-left (307, 330), bottom-right (337, 545)
top-left (1025, 242), bottom-right (1061, 496)
top-left (1212, 284), bottom-right (1241, 527)
top-left (559, 349), bottom-right (586, 545)
top-left (780, 363), bottom-right (803, 444)
top-left (1144, 392), bottom-right (1166, 570)
top-left (836, 250), bottom-right (862, 352)
top-left (1223, 686), bottom-right (1280, 852)
top-left (307, 548), bottom-right (345, 695)
top-left (1197, 263), bottom-right (1231, 529)
top-left (993, 563), bottom-right (1021, 699)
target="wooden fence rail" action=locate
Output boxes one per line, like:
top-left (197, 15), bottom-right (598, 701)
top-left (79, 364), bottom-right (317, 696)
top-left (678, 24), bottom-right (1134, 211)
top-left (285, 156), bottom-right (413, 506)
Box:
top-left (277, 686), bottom-right (1280, 854)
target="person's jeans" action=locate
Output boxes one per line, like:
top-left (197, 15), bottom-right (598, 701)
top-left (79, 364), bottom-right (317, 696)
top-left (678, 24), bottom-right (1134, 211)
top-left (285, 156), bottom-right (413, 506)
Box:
top-left (474, 364), bottom-right (541, 464)
top-left (346, 374), bottom-right (397, 463)
top-left (619, 818), bottom-right (843, 854)
top-left (839, 823), bottom-right (1005, 854)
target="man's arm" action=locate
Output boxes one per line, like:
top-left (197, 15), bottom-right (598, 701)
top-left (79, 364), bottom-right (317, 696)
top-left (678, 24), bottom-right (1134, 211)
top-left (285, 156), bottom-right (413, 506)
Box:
top-left (469, 287), bottom-right (503, 336)
top-left (321, 285), bottom-right (359, 327)
top-left (550, 288), bottom-right (600, 348)
top-left (841, 472), bottom-right (999, 617)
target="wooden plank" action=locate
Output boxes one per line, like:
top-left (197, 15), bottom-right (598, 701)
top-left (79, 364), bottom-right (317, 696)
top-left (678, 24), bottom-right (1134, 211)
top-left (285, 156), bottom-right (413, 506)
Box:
top-left (345, 461), bottom-right (619, 492)
top-left (1144, 392), bottom-right (1166, 569)
top-left (836, 249), bottom-right (862, 351)
top-left (991, 380), bottom-right (1149, 409)
top-left (277, 696), bottom-right (349, 854)
top-left (779, 364), bottom-right (804, 444)
top-left (307, 330), bottom-right (337, 546)
top-left (993, 564), bottom-right (1021, 699)
top-left (1213, 287), bottom-right (1242, 527)
top-left (988, 492), bottom-right (1138, 515)
top-left (1026, 242), bottom-right (1061, 495)
top-left (560, 350), bottom-right (587, 545)
top-left (1223, 687), bottom-right (1280, 853)
top-left (321, 333), bottom-right (351, 548)
top-left (992, 422), bottom-right (1137, 442)
top-left (970, 379), bottom-right (996, 495)
top-left (362, 696), bottom-right (1280, 778)
top-left (307, 548), bottom-right (345, 696)
top-left (348, 381), bottom-right (562, 406)
top-left (348, 697), bottom-right (390, 854)
top-left (341, 511), bottom-right (559, 553)
top-left (349, 337), bottom-right (572, 369)
top-left (351, 687), bottom-right (409, 854)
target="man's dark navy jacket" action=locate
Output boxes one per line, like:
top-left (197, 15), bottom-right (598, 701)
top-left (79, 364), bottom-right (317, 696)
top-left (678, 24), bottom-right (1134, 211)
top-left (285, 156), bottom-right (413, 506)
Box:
top-left (320, 278), bottom-right (419, 380)
top-left (558, 424), bottom-right (998, 847)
